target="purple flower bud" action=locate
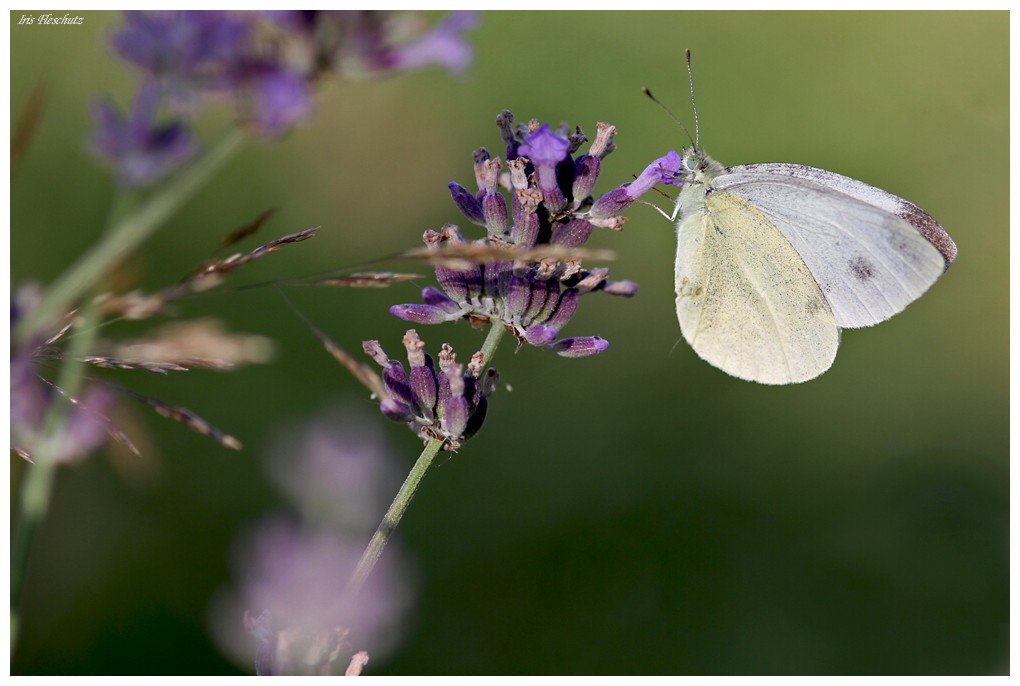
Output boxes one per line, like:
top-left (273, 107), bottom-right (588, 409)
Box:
top-left (505, 275), bottom-right (531, 320)
top-left (573, 267), bottom-right (608, 294)
top-left (510, 190), bottom-right (541, 247)
top-left (380, 397), bottom-right (415, 422)
top-left (602, 280), bottom-right (639, 297)
top-left (449, 182), bottom-right (485, 225)
top-left (410, 364), bottom-right (437, 421)
top-left (550, 219), bottom-right (593, 249)
top-left (545, 289), bottom-right (579, 331)
top-left (531, 278), bottom-right (562, 325)
top-left (382, 361), bottom-right (414, 408)
top-left (524, 324), bottom-right (557, 346)
top-left (482, 261), bottom-right (508, 302)
top-left (421, 287), bottom-right (461, 314)
top-left (435, 266), bottom-right (468, 302)
top-left (389, 304), bottom-right (452, 325)
top-left (522, 277), bottom-right (554, 326)
top-left (590, 150), bottom-right (683, 219)
top-left (443, 395), bottom-right (470, 439)
top-left (403, 330), bottom-right (437, 418)
top-left (549, 336), bottom-right (609, 358)
top-left (571, 155), bottom-right (600, 206)
top-left (482, 191), bottom-right (509, 237)
top-left (462, 262), bottom-right (484, 301)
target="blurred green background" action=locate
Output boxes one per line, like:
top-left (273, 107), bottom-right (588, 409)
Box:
top-left (10, 11), bottom-right (1008, 675)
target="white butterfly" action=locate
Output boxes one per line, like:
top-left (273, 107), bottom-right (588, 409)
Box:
top-left (666, 53), bottom-right (957, 385)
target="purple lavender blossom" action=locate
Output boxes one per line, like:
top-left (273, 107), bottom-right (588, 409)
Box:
top-left (10, 285), bottom-right (114, 463)
top-left (245, 67), bottom-right (314, 137)
top-left (212, 408), bottom-right (413, 674)
top-left (216, 516), bottom-right (412, 675)
top-left (100, 10), bottom-right (478, 151)
top-left (89, 81), bottom-right (193, 188)
top-left (518, 124), bottom-right (571, 212)
top-left (391, 111), bottom-right (645, 356)
top-left (275, 10), bottom-right (478, 77)
top-left (265, 408), bottom-right (399, 532)
top-left (364, 330), bottom-right (496, 451)
top-left (387, 11), bottom-right (478, 75)
top-left (112, 11), bottom-right (253, 104)
top-left (590, 150), bottom-right (684, 219)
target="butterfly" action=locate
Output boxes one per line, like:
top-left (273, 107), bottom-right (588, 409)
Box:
top-left (664, 51), bottom-right (957, 385)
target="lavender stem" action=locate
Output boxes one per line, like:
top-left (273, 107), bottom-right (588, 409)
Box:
top-left (13, 129), bottom-right (245, 345)
top-left (11, 302), bottom-right (98, 651)
top-left (347, 437), bottom-right (443, 597)
top-left (478, 320), bottom-right (506, 367)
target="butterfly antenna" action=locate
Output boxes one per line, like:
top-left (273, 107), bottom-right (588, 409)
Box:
top-left (642, 86), bottom-right (696, 148)
top-left (685, 48), bottom-right (700, 149)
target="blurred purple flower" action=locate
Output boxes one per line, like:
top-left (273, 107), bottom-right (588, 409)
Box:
top-left (364, 330), bottom-right (496, 451)
top-left (89, 81), bottom-right (193, 188)
top-left (387, 11), bottom-right (478, 75)
top-left (390, 112), bottom-right (641, 356)
top-left (101, 10), bottom-right (479, 147)
top-left (265, 407), bottom-right (399, 532)
top-left (11, 285), bottom-right (115, 463)
top-left (269, 10), bottom-right (478, 77)
top-left (245, 67), bottom-right (315, 137)
top-left (211, 405), bottom-right (414, 674)
top-left (112, 10), bottom-right (252, 101)
top-left (214, 516), bottom-right (412, 675)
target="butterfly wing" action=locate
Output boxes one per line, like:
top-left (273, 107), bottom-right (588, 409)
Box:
top-left (715, 164), bottom-right (955, 329)
top-left (675, 188), bottom-right (839, 385)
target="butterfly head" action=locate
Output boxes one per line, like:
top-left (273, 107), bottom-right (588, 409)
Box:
top-left (681, 147), bottom-right (722, 184)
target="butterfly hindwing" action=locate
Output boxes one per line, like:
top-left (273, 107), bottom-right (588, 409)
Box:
top-left (675, 188), bottom-right (839, 384)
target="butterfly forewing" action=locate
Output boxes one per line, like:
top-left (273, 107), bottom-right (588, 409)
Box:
top-left (715, 165), bottom-right (951, 329)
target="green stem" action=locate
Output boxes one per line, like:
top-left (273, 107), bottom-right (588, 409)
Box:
top-left (347, 323), bottom-right (508, 598)
top-left (11, 302), bottom-right (99, 651)
top-left (479, 322), bottom-right (506, 367)
top-left (347, 437), bottom-right (444, 596)
top-left (13, 129), bottom-right (246, 345)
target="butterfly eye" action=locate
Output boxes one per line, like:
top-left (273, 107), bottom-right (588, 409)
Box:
top-left (684, 154), bottom-right (700, 171)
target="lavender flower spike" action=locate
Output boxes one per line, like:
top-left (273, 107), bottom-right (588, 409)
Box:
top-left (398, 110), bottom-right (645, 355)
top-left (364, 330), bottom-right (496, 450)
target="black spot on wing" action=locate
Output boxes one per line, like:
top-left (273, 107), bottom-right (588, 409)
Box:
top-left (849, 256), bottom-right (875, 281)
